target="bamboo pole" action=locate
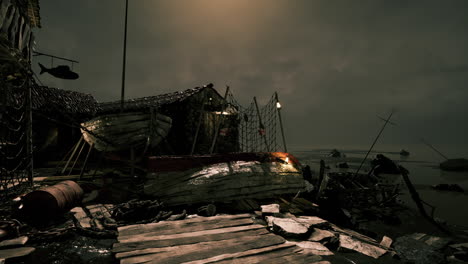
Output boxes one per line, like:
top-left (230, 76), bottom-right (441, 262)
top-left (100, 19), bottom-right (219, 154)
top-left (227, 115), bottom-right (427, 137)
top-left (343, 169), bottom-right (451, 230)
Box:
top-left (275, 92), bottom-right (287, 153)
top-left (253, 97), bottom-right (270, 152)
top-left (79, 143), bottom-right (94, 180)
top-left (61, 136), bottom-right (83, 175)
top-left (209, 86), bottom-right (230, 154)
top-left (68, 139), bottom-right (86, 176)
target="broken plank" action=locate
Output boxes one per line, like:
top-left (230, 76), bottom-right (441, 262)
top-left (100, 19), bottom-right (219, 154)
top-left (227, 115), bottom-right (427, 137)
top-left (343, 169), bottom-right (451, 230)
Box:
top-left (118, 218), bottom-right (254, 242)
top-left (266, 253), bottom-right (323, 264)
top-left (0, 236), bottom-right (28, 249)
top-left (293, 241), bottom-right (334, 256)
top-left (339, 234), bottom-right (387, 259)
top-left (144, 234), bottom-right (285, 264)
top-left (113, 225), bottom-right (267, 253)
top-left (0, 247), bottom-right (35, 261)
top-left (308, 228), bottom-right (335, 242)
top-left (182, 243), bottom-right (298, 264)
top-left (116, 233), bottom-right (282, 261)
top-left (118, 214), bottom-right (251, 236)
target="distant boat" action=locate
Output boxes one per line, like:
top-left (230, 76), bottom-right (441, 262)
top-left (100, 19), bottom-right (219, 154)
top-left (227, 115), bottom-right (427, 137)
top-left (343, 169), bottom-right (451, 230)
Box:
top-left (440, 158), bottom-right (468, 171)
top-left (328, 149), bottom-right (345, 158)
top-left (400, 149), bottom-right (410, 156)
top-left (81, 111), bottom-right (172, 152)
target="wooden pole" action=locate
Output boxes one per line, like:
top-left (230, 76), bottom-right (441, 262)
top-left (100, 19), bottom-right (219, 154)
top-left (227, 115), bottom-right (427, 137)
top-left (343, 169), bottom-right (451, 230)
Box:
top-left (190, 96), bottom-right (206, 155)
top-left (26, 74), bottom-right (33, 185)
top-left (68, 139), bottom-right (86, 176)
top-left (275, 92), bottom-right (287, 153)
top-left (130, 147), bottom-right (135, 178)
top-left (79, 143), bottom-right (93, 180)
top-left (399, 165), bottom-right (450, 234)
top-left (315, 160), bottom-right (325, 200)
top-left (354, 111), bottom-right (393, 177)
top-left (253, 97), bottom-right (270, 152)
top-left (209, 86), bottom-right (230, 154)
top-left (61, 137), bottom-right (83, 175)
top-left (120, 0), bottom-right (129, 112)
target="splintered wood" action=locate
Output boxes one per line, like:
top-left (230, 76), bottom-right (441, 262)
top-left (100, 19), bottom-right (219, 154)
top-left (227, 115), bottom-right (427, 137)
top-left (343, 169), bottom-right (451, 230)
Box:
top-left (113, 214), bottom-right (324, 264)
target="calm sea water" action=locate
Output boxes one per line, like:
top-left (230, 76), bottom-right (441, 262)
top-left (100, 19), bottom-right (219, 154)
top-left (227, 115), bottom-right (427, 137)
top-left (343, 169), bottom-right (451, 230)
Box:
top-left (289, 143), bottom-right (468, 227)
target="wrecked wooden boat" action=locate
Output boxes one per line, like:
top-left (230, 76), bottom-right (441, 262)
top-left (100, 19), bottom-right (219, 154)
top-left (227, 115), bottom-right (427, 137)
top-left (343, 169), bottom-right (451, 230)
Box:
top-left (80, 111), bottom-right (172, 152)
top-left (440, 158), bottom-right (468, 171)
top-left (144, 152), bottom-right (306, 206)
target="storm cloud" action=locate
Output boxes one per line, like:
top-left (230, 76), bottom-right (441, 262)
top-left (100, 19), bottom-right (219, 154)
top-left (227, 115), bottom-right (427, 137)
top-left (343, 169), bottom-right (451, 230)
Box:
top-left (33, 0), bottom-right (468, 149)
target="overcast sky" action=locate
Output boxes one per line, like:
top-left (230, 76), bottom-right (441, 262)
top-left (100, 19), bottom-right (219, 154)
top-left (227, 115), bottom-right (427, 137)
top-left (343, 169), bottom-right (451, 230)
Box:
top-left (33, 0), bottom-right (468, 152)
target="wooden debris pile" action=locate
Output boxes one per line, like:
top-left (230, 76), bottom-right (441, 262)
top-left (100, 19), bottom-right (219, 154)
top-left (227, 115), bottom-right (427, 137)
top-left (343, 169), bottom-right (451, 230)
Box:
top-left (259, 203), bottom-right (397, 261)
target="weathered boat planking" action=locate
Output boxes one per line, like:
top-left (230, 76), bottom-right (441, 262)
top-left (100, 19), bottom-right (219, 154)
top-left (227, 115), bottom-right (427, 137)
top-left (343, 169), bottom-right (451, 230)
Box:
top-left (144, 152), bottom-right (306, 206)
top-left (113, 214), bottom-right (324, 264)
top-left (81, 111), bottom-right (172, 151)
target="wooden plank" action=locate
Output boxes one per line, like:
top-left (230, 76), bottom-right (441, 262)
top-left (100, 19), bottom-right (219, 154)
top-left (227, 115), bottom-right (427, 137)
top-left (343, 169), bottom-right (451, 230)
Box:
top-left (182, 243), bottom-right (298, 264)
top-left (118, 214), bottom-right (251, 236)
top-left (0, 236), bottom-right (28, 249)
top-left (121, 234), bottom-right (285, 264)
top-left (119, 218), bottom-right (254, 242)
top-left (115, 232), bottom-right (278, 259)
top-left (339, 234), bottom-right (387, 259)
top-left (0, 247), bottom-right (35, 261)
top-left (113, 225), bottom-right (267, 253)
top-left (122, 234), bottom-right (278, 263)
top-left (267, 254), bottom-right (323, 264)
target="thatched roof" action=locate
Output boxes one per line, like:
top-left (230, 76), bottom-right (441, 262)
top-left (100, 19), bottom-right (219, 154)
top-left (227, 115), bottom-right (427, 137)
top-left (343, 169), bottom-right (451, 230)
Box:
top-left (32, 86), bottom-right (97, 121)
top-left (98, 84), bottom-right (221, 114)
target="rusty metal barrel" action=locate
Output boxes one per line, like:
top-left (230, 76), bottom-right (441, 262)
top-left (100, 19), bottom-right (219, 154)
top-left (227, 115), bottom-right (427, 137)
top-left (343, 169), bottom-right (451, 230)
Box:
top-left (20, 180), bottom-right (84, 220)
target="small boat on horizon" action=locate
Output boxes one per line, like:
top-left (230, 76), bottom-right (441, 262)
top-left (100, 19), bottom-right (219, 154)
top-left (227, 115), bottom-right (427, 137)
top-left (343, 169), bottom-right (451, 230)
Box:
top-left (400, 149), bottom-right (410, 156)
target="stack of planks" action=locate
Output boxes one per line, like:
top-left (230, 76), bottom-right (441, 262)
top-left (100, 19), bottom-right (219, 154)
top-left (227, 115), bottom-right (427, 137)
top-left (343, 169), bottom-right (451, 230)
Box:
top-left (112, 214), bottom-right (327, 264)
top-left (144, 160), bottom-right (305, 207)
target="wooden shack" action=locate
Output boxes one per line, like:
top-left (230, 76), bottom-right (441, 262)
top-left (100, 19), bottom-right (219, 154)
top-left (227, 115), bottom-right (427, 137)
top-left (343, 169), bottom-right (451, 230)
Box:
top-left (98, 84), bottom-right (240, 155)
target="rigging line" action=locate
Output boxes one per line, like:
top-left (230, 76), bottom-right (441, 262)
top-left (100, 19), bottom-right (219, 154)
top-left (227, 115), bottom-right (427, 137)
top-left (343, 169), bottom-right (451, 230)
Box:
top-left (354, 111), bottom-right (394, 178)
top-left (376, 115), bottom-right (449, 160)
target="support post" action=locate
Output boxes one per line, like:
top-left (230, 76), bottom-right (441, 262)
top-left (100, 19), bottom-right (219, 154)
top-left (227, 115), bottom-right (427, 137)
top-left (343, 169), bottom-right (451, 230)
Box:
top-left (253, 97), bottom-right (270, 152)
top-left (26, 74), bottom-right (33, 185)
top-left (61, 137), bottom-right (83, 175)
top-left (190, 96), bottom-right (206, 155)
top-left (275, 92), bottom-right (287, 153)
top-left (120, 0), bottom-right (129, 112)
top-left (130, 147), bottom-right (135, 178)
top-left (68, 140), bottom-right (86, 176)
top-left (399, 165), bottom-right (450, 234)
top-left (79, 143), bottom-right (93, 180)
top-left (209, 86), bottom-right (230, 154)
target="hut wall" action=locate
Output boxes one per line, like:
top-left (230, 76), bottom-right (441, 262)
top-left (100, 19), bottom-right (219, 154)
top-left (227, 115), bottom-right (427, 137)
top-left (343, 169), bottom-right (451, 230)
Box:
top-left (159, 88), bottom-right (239, 155)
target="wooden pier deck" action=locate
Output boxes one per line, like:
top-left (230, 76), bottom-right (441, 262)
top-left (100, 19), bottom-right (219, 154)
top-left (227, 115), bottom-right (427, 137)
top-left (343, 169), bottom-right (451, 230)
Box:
top-left (112, 214), bottom-right (327, 264)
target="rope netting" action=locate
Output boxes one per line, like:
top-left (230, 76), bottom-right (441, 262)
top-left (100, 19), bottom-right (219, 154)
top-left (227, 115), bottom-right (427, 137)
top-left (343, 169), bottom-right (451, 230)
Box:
top-left (227, 91), bottom-right (284, 153)
top-left (0, 82), bottom-right (31, 191)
